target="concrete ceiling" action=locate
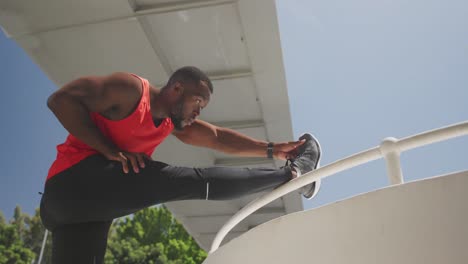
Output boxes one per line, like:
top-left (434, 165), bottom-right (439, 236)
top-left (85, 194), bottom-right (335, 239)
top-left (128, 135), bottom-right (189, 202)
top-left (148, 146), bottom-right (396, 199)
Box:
top-left (0, 0), bottom-right (304, 250)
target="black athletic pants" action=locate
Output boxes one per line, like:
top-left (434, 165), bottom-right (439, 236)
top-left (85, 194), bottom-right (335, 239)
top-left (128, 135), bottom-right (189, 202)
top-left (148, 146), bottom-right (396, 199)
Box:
top-left (40, 154), bottom-right (292, 263)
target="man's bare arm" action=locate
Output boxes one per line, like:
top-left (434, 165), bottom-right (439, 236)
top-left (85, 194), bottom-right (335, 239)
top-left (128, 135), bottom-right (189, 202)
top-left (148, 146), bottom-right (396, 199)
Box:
top-left (47, 72), bottom-right (139, 158)
top-left (173, 120), bottom-right (304, 160)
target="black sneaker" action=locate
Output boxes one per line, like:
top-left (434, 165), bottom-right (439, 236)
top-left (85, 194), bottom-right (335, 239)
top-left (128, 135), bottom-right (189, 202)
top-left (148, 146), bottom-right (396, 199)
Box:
top-left (287, 133), bottom-right (322, 200)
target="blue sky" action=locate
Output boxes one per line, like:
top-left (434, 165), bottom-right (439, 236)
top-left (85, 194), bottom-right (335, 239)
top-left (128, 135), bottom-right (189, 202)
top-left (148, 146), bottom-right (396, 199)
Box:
top-left (1, 0), bottom-right (467, 220)
top-left (276, 0), bottom-right (467, 210)
top-left (0, 31), bottom-right (67, 220)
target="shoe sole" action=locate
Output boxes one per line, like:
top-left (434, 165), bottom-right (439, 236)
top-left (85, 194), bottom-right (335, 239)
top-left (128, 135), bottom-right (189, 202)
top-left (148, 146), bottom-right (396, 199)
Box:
top-left (300, 133), bottom-right (322, 200)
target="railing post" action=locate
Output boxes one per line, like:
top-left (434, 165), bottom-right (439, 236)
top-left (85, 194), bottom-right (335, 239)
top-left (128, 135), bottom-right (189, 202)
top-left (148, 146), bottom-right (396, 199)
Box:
top-left (380, 137), bottom-right (404, 185)
top-left (37, 230), bottom-right (48, 264)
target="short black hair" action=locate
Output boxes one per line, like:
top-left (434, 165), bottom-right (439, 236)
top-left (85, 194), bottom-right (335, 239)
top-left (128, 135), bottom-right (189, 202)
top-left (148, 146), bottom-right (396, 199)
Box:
top-left (166, 66), bottom-right (213, 93)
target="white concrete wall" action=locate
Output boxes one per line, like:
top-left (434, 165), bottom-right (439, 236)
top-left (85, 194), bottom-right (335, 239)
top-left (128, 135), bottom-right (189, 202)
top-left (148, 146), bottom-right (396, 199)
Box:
top-left (204, 171), bottom-right (468, 264)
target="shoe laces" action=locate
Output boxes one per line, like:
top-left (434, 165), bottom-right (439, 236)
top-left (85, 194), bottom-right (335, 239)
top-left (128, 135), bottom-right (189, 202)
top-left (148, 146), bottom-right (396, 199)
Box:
top-left (286, 150), bottom-right (306, 167)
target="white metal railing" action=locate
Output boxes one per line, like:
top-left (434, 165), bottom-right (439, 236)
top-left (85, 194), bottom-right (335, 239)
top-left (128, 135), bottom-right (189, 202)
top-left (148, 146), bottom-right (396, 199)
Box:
top-left (36, 230), bottom-right (48, 264)
top-left (209, 121), bottom-right (468, 253)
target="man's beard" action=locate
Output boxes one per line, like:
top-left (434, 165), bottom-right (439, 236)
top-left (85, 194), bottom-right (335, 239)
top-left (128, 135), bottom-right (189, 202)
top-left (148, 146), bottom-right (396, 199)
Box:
top-left (170, 99), bottom-right (185, 131)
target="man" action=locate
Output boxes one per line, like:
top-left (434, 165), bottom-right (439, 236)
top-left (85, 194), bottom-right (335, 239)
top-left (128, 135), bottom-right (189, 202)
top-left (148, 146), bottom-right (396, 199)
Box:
top-left (40, 66), bottom-right (321, 263)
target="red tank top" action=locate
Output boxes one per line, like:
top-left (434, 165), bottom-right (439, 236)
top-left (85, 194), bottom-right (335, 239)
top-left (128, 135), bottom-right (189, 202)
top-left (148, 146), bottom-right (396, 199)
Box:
top-left (47, 74), bottom-right (174, 180)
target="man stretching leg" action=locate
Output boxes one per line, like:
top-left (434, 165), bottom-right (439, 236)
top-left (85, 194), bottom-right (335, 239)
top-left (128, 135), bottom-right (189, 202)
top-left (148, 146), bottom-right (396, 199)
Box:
top-left (40, 66), bottom-right (321, 263)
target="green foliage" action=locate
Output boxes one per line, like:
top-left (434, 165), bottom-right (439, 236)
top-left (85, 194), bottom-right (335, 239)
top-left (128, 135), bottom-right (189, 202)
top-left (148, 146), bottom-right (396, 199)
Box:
top-left (0, 205), bottom-right (206, 264)
top-left (0, 206), bottom-right (36, 264)
top-left (105, 238), bottom-right (167, 264)
top-left (105, 206), bottom-right (207, 264)
top-left (0, 212), bottom-right (6, 225)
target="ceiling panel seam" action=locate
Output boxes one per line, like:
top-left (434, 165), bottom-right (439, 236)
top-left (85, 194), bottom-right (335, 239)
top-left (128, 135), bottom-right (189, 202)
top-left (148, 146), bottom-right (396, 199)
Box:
top-left (7, 0), bottom-right (239, 39)
top-left (212, 119), bottom-right (264, 129)
top-left (233, 3), bottom-right (272, 147)
top-left (133, 0), bottom-right (238, 13)
top-left (208, 69), bottom-right (252, 80)
top-left (135, 16), bottom-right (173, 76)
top-left (152, 70), bottom-right (253, 87)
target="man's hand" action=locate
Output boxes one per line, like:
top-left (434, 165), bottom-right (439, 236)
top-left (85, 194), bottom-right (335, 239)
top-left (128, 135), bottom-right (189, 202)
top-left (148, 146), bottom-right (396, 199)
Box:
top-left (273, 139), bottom-right (306, 160)
top-left (105, 151), bottom-right (153, 173)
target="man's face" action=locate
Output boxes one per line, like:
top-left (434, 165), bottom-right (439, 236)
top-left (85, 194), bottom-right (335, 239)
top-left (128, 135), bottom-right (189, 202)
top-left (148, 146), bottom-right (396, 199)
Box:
top-left (170, 81), bottom-right (211, 131)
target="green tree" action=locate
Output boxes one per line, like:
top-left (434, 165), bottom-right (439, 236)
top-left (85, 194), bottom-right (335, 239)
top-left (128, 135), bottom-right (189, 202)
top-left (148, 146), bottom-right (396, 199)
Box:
top-left (0, 210), bottom-right (35, 264)
top-left (105, 206), bottom-right (207, 264)
top-left (0, 212), bottom-right (6, 225)
top-left (10, 206), bottom-right (27, 242)
top-left (0, 205), bottom-right (205, 264)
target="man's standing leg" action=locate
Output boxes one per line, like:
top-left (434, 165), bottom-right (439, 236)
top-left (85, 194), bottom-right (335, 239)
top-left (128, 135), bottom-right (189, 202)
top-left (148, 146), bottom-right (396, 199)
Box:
top-left (51, 221), bottom-right (112, 264)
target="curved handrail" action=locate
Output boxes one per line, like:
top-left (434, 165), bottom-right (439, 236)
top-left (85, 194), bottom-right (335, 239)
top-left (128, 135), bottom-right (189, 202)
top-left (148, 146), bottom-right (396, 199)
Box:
top-left (209, 121), bottom-right (468, 253)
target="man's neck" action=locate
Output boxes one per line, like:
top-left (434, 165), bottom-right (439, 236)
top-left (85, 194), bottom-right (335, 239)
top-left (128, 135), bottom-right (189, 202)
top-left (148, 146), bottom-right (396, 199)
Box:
top-left (149, 85), bottom-right (171, 119)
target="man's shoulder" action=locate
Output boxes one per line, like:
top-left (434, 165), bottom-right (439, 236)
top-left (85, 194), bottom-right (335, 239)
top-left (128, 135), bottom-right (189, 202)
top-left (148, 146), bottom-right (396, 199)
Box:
top-left (103, 72), bottom-right (143, 94)
top-left (96, 73), bottom-right (146, 118)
